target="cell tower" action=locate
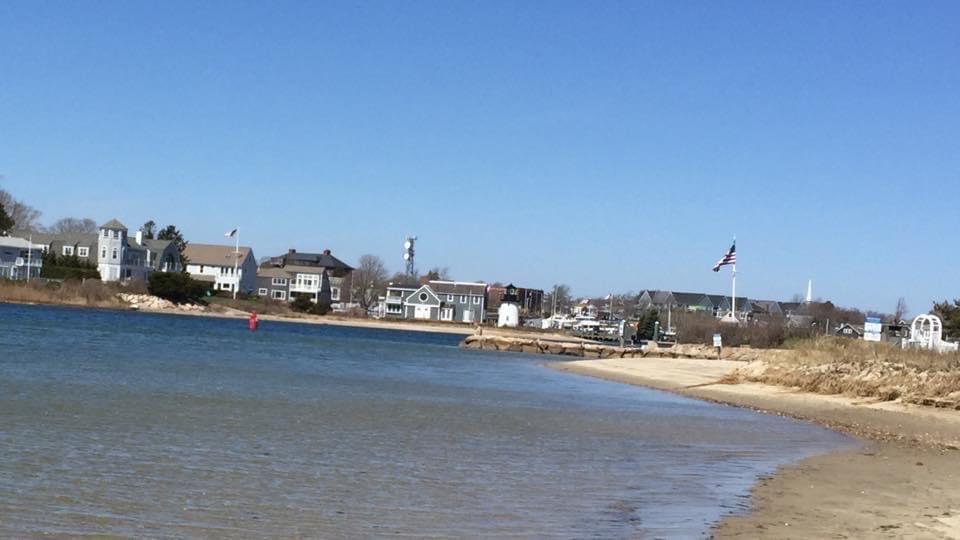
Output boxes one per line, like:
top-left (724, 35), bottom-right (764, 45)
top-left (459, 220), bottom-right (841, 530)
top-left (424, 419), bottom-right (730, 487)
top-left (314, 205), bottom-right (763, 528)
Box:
top-left (403, 236), bottom-right (417, 277)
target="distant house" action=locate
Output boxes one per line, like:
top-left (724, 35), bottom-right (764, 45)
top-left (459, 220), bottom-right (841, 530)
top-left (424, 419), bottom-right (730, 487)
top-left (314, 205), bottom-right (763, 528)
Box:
top-left (18, 219), bottom-right (181, 281)
top-left (638, 290), bottom-right (713, 314)
top-left (184, 243), bottom-right (257, 294)
top-left (255, 249), bottom-right (353, 305)
top-left (381, 280), bottom-right (487, 323)
top-left (750, 300), bottom-right (784, 318)
top-left (835, 322), bottom-right (863, 339)
top-left (572, 298), bottom-right (600, 318)
top-left (0, 236), bottom-right (43, 280)
top-left (779, 302), bottom-right (803, 317)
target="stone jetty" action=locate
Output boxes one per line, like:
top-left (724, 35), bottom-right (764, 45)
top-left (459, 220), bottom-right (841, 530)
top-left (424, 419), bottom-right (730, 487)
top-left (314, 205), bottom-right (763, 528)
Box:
top-left (461, 333), bottom-right (772, 362)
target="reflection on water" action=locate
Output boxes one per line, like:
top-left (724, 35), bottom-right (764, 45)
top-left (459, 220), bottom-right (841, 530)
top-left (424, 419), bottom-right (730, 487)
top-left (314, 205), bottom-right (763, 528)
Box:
top-left (0, 304), bottom-right (850, 538)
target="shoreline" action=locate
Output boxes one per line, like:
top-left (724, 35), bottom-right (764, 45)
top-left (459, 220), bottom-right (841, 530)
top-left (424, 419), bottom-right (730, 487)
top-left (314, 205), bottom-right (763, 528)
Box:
top-left (550, 358), bottom-right (960, 538)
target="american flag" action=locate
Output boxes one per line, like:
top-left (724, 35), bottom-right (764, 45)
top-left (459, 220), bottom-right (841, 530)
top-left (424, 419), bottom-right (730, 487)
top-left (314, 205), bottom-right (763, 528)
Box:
top-left (712, 242), bottom-right (736, 272)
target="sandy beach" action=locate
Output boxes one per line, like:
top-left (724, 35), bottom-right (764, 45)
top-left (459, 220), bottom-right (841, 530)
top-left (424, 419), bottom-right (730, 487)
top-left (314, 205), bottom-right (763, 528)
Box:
top-left (553, 357), bottom-right (960, 538)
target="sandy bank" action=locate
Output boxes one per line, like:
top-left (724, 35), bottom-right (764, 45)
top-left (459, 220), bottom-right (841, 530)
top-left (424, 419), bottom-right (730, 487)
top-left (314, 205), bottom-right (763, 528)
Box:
top-left (553, 358), bottom-right (960, 539)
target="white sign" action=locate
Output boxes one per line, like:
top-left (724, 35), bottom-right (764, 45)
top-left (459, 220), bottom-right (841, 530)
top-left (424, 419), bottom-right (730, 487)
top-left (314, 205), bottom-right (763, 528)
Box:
top-left (864, 317), bottom-right (882, 342)
top-left (713, 333), bottom-right (722, 348)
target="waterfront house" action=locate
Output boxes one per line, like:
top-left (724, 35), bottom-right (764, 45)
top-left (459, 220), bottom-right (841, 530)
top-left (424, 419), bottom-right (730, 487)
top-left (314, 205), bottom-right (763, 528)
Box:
top-left (255, 249), bottom-right (353, 306)
top-left (382, 280), bottom-right (487, 323)
top-left (184, 243), bottom-right (257, 294)
top-left (379, 281), bottom-right (420, 318)
top-left (18, 219), bottom-right (181, 281)
top-left (0, 236), bottom-right (43, 280)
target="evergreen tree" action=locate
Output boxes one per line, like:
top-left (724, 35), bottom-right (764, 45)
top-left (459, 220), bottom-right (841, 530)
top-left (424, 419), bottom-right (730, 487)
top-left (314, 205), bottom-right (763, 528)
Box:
top-left (0, 203), bottom-right (13, 235)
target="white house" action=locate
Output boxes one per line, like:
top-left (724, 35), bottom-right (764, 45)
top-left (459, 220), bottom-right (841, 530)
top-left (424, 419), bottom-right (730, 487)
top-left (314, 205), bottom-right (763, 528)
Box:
top-left (183, 243), bottom-right (257, 294)
top-left (0, 236), bottom-right (43, 280)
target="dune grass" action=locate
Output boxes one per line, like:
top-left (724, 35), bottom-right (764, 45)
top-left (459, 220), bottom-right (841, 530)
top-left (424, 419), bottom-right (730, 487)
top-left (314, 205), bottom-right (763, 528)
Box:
top-left (0, 278), bottom-right (126, 308)
top-left (727, 337), bottom-right (960, 406)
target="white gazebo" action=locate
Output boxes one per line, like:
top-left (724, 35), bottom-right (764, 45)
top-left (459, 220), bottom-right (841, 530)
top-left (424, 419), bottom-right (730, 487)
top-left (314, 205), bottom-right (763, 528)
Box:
top-left (907, 314), bottom-right (959, 353)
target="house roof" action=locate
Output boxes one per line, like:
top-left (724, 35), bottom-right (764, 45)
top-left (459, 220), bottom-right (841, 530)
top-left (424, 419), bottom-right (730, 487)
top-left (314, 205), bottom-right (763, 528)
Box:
top-left (671, 292), bottom-right (710, 305)
top-left (100, 218), bottom-right (127, 230)
top-left (141, 238), bottom-right (174, 253)
top-left (271, 250), bottom-right (353, 271)
top-left (427, 280), bottom-right (486, 296)
top-left (386, 281), bottom-right (420, 290)
top-left (257, 264), bottom-right (332, 277)
top-left (0, 236), bottom-right (43, 249)
top-left (183, 243), bottom-right (253, 267)
top-left (256, 266), bottom-right (291, 278)
top-left (11, 230), bottom-right (97, 247)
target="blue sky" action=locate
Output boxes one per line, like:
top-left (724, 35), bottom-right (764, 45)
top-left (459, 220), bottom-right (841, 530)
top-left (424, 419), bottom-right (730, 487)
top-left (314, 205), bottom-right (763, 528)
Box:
top-left (1, 1), bottom-right (958, 314)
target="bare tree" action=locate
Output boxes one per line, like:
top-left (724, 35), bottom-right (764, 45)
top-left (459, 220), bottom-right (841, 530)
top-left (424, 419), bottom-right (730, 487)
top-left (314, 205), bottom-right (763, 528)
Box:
top-left (543, 284), bottom-right (572, 315)
top-left (0, 189), bottom-right (42, 231)
top-left (425, 267), bottom-right (451, 281)
top-left (893, 297), bottom-right (909, 322)
top-left (48, 217), bottom-right (98, 234)
top-left (349, 254), bottom-right (389, 310)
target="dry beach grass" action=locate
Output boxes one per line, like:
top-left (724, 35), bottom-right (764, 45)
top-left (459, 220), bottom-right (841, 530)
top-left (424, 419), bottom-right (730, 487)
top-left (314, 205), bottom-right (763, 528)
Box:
top-left (724, 337), bottom-right (960, 409)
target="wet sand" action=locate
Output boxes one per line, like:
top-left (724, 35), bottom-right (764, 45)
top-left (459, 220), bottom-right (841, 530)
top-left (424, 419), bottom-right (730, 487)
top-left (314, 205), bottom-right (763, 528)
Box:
top-left (553, 357), bottom-right (960, 539)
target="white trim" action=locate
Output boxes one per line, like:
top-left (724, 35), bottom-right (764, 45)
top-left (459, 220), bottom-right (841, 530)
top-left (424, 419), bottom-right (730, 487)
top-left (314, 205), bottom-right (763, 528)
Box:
top-left (62, 246), bottom-right (74, 256)
top-left (271, 289), bottom-right (287, 300)
top-left (77, 246), bottom-right (89, 257)
top-left (258, 288), bottom-right (268, 296)
top-left (271, 277), bottom-right (288, 286)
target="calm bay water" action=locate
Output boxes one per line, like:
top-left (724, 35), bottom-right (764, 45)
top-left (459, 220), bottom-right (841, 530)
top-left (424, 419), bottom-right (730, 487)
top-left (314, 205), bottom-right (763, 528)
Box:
top-left (0, 303), bottom-right (850, 538)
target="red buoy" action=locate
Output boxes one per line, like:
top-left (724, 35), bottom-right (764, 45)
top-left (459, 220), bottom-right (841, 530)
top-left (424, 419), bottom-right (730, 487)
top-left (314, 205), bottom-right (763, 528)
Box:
top-left (248, 311), bottom-right (259, 331)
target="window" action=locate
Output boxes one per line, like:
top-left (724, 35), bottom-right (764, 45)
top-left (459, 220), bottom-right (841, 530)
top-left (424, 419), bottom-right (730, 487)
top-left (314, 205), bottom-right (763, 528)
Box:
top-left (295, 273), bottom-right (320, 289)
top-left (111, 248), bottom-right (118, 260)
top-left (101, 248), bottom-right (107, 258)
top-left (271, 277), bottom-right (288, 286)
top-left (460, 295), bottom-right (467, 303)
top-left (78, 247), bottom-right (89, 257)
top-left (473, 296), bottom-right (481, 304)
top-left (419, 292), bottom-right (429, 302)
top-left (447, 294), bottom-right (454, 301)
top-left (258, 288), bottom-right (268, 296)
top-left (272, 290), bottom-right (287, 300)
top-left (62, 246), bottom-right (74, 256)
top-left (440, 307), bottom-right (454, 321)
top-left (102, 229), bottom-right (108, 238)
top-left (331, 287), bottom-right (340, 301)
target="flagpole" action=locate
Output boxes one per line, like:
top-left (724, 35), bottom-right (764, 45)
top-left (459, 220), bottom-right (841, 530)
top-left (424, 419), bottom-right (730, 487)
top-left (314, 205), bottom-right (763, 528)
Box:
top-left (731, 264), bottom-right (736, 320)
top-left (731, 237), bottom-right (737, 321)
top-left (27, 234), bottom-right (33, 282)
top-left (233, 228), bottom-right (240, 300)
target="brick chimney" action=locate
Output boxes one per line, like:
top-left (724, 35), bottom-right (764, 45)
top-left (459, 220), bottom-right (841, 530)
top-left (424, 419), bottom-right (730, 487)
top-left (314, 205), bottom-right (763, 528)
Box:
top-left (323, 249), bottom-right (331, 256)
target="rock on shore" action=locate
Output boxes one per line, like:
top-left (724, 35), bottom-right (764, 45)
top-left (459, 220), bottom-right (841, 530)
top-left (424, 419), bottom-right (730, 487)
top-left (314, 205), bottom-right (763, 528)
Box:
top-left (116, 293), bottom-right (206, 313)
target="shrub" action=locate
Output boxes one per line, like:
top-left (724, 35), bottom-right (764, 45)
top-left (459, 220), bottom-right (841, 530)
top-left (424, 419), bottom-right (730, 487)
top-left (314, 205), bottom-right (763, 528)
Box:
top-left (40, 266), bottom-right (101, 280)
top-left (290, 294), bottom-right (315, 313)
top-left (148, 272), bottom-right (211, 304)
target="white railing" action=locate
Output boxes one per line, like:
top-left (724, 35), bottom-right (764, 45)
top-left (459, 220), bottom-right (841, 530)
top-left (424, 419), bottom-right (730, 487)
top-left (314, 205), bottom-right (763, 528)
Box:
top-left (385, 296), bottom-right (404, 304)
top-left (290, 283), bottom-right (319, 293)
top-left (15, 257), bottom-right (42, 267)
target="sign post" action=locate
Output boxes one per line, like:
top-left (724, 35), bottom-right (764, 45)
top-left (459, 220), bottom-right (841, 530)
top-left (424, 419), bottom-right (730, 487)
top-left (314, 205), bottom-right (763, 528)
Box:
top-left (713, 333), bottom-right (722, 359)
